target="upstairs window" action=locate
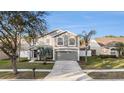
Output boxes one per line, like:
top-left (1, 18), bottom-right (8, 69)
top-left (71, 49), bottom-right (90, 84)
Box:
top-left (57, 37), bottom-right (64, 45)
top-left (69, 38), bottom-right (76, 46)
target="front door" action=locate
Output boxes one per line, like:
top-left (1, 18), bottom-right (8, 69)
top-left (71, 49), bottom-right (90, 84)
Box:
top-left (91, 50), bottom-right (96, 56)
top-left (34, 50), bottom-right (37, 58)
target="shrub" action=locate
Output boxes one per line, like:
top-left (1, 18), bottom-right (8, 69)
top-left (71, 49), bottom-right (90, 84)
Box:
top-left (99, 55), bottom-right (117, 58)
top-left (19, 57), bottom-right (29, 62)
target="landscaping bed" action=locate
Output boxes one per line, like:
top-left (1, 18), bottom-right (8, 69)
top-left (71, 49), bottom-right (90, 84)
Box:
top-left (79, 56), bottom-right (124, 69)
top-left (0, 72), bottom-right (49, 79)
top-left (88, 72), bottom-right (124, 79)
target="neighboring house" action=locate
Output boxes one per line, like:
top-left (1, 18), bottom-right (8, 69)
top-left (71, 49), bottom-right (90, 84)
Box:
top-left (0, 41), bottom-right (9, 60)
top-left (80, 37), bottom-right (124, 57)
top-left (29, 29), bottom-right (80, 61)
top-left (0, 50), bottom-right (9, 59)
top-left (80, 39), bottom-right (101, 56)
top-left (0, 38), bottom-right (30, 60)
top-left (96, 37), bottom-right (124, 57)
top-left (20, 38), bottom-right (30, 59)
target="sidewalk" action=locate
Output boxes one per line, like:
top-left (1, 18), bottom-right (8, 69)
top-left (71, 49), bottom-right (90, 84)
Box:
top-left (0, 69), bottom-right (51, 72)
top-left (0, 68), bottom-right (124, 73)
top-left (83, 69), bottom-right (124, 73)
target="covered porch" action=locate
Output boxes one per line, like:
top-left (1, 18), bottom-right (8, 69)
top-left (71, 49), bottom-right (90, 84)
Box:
top-left (29, 45), bottom-right (53, 62)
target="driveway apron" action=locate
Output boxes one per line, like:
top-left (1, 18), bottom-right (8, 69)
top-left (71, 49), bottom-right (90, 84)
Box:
top-left (44, 61), bottom-right (92, 81)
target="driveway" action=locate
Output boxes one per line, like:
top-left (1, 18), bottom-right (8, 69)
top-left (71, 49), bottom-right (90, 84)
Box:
top-left (44, 61), bottom-right (92, 81)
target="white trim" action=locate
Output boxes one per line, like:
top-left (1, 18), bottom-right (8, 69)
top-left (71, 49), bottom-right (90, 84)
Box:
top-left (56, 37), bottom-right (64, 46)
top-left (54, 47), bottom-right (79, 49)
top-left (65, 30), bottom-right (77, 36)
top-left (77, 37), bottom-right (80, 61)
top-left (55, 49), bottom-right (78, 51)
top-left (68, 37), bottom-right (76, 46)
top-left (53, 48), bottom-right (55, 60)
top-left (77, 37), bottom-right (80, 47)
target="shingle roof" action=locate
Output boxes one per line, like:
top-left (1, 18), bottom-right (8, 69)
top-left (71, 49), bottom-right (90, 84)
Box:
top-left (43, 29), bottom-right (59, 36)
top-left (53, 31), bottom-right (67, 37)
top-left (96, 37), bottom-right (124, 45)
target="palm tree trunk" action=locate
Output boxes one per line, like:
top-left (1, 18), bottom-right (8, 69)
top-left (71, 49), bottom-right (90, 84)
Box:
top-left (118, 50), bottom-right (121, 57)
top-left (85, 46), bottom-right (88, 63)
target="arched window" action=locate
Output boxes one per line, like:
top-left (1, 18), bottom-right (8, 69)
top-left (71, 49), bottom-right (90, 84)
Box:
top-left (69, 38), bottom-right (76, 46)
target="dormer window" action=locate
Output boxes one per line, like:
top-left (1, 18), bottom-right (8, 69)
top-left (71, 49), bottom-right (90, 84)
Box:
top-left (57, 37), bottom-right (64, 46)
top-left (69, 38), bottom-right (76, 46)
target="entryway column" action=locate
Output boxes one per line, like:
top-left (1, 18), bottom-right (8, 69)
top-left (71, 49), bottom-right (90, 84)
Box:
top-left (78, 49), bottom-right (80, 61)
top-left (77, 37), bottom-right (80, 61)
top-left (53, 49), bottom-right (55, 61)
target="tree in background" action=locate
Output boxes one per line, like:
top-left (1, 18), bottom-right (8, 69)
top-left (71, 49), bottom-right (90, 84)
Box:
top-left (0, 11), bottom-right (47, 74)
top-left (114, 42), bottom-right (124, 57)
top-left (79, 30), bottom-right (96, 63)
top-left (105, 35), bottom-right (124, 38)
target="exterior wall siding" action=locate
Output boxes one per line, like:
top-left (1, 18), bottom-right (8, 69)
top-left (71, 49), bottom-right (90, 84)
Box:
top-left (20, 50), bottom-right (30, 58)
top-left (79, 50), bottom-right (91, 56)
top-left (55, 33), bottom-right (78, 47)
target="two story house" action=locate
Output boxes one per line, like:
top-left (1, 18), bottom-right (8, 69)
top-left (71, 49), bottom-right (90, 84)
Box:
top-left (27, 29), bottom-right (80, 61)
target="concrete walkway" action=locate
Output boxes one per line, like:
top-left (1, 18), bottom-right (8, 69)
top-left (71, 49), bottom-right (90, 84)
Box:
top-left (44, 61), bottom-right (92, 81)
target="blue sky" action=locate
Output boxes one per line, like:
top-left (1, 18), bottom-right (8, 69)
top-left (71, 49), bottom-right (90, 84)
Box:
top-left (46, 11), bottom-right (124, 38)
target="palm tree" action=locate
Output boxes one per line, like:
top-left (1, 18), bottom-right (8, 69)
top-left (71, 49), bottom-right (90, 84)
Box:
top-left (79, 30), bottom-right (96, 63)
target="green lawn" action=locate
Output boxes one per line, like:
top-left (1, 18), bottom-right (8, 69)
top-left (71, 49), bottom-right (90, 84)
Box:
top-left (0, 72), bottom-right (49, 79)
top-left (0, 59), bottom-right (54, 69)
top-left (88, 72), bottom-right (124, 79)
top-left (79, 56), bottom-right (124, 69)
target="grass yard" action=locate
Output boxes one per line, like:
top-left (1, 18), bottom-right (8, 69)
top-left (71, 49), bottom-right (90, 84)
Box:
top-left (0, 72), bottom-right (49, 79)
top-left (0, 59), bottom-right (54, 69)
top-left (88, 72), bottom-right (124, 79)
top-left (79, 56), bottom-right (124, 69)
